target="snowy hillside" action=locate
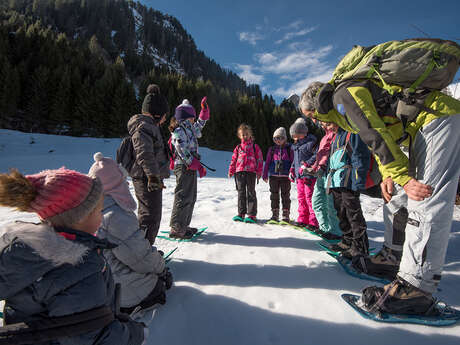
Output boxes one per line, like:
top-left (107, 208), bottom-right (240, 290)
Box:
top-left (1, 129), bottom-right (460, 344)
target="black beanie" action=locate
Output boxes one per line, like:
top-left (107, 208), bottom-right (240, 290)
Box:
top-left (142, 86), bottom-right (169, 117)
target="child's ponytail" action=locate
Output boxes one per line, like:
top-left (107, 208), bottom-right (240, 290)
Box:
top-left (0, 169), bottom-right (37, 212)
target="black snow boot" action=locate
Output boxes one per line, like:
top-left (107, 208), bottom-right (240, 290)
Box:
top-left (352, 246), bottom-right (401, 280)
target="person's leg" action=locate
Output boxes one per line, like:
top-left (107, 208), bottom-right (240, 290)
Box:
top-left (296, 179), bottom-right (308, 224)
top-left (304, 178), bottom-right (318, 227)
top-left (312, 174), bottom-right (329, 231)
top-left (398, 114), bottom-right (460, 294)
top-left (269, 176), bottom-right (280, 219)
top-left (170, 165), bottom-right (193, 231)
top-left (280, 177), bottom-right (291, 221)
top-left (383, 184), bottom-right (408, 252)
top-left (330, 188), bottom-right (352, 248)
top-left (235, 172), bottom-right (248, 216)
top-left (341, 188), bottom-right (368, 256)
top-left (185, 170), bottom-right (198, 227)
top-left (132, 177), bottom-right (162, 244)
top-left (247, 172), bottom-right (257, 216)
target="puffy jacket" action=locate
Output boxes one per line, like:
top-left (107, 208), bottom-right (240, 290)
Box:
top-left (127, 114), bottom-right (170, 179)
top-left (291, 134), bottom-right (317, 179)
top-left (0, 222), bottom-right (145, 345)
top-left (327, 129), bottom-right (372, 191)
top-left (311, 128), bottom-right (336, 172)
top-left (97, 196), bottom-right (165, 308)
top-left (262, 144), bottom-right (293, 179)
top-left (171, 119), bottom-right (206, 166)
top-left (228, 140), bottom-right (263, 176)
top-left (314, 79), bottom-right (460, 186)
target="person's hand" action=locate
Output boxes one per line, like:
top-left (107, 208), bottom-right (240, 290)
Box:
top-left (263, 178), bottom-right (268, 183)
top-left (199, 96), bottom-right (210, 121)
top-left (257, 175), bottom-right (261, 183)
top-left (228, 172), bottom-right (233, 178)
top-left (289, 169), bottom-right (295, 183)
top-left (403, 178), bottom-right (433, 201)
top-left (147, 175), bottom-right (165, 192)
top-left (380, 177), bottom-right (394, 203)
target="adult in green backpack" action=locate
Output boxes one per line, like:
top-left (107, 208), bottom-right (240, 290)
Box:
top-left (299, 74), bottom-right (460, 316)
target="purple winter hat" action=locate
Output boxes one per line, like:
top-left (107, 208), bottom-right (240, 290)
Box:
top-left (174, 99), bottom-right (196, 122)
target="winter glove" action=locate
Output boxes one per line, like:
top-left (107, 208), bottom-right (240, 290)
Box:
top-left (198, 164), bottom-right (207, 178)
top-left (199, 96), bottom-right (210, 121)
top-left (159, 267), bottom-right (174, 290)
top-left (147, 175), bottom-right (165, 192)
top-left (288, 167), bottom-right (296, 182)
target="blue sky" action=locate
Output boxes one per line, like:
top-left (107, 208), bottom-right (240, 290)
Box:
top-left (142, 0), bottom-right (460, 103)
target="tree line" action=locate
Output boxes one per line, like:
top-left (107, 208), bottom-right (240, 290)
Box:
top-left (0, 0), bottom-right (299, 154)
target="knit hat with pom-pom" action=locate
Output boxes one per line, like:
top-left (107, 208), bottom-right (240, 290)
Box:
top-left (174, 99), bottom-right (196, 122)
top-left (289, 117), bottom-right (309, 137)
top-left (88, 152), bottom-right (137, 211)
top-left (0, 167), bottom-right (103, 226)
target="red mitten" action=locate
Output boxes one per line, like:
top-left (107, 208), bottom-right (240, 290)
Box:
top-left (188, 157), bottom-right (202, 171)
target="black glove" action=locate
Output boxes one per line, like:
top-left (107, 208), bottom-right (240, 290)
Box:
top-left (147, 175), bottom-right (165, 192)
top-left (158, 267), bottom-right (173, 290)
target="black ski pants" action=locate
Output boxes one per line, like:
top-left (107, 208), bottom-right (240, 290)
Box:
top-left (269, 176), bottom-right (291, 212)
top-left (132, 176), bottom-right (162, 245)
top-left (330, 187), bottom-right (369, 254)
top-left (235, 171), bottom-right (257, 216)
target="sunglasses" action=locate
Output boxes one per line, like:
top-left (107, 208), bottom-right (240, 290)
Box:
top-left (273, 136), bottom-right (285, 141)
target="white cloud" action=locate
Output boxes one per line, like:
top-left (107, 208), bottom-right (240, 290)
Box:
top-left (238, 31), bottom-right (264, 45)
top-left (258, 45), bottom-right (333, 75)
top-left (275, 26), bottom-right (317, 44)
top-left (271, 69), bottom-right (334, 98)
top-left (236, 64), bottom-right (264, 84)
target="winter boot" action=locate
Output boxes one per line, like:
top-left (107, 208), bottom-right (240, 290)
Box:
top-left (169, 226), bottom-right (194, 240)
top-left (361, 277), bottom-right (438, 316)
top-left (321, 231), bottom-right (342, 241)
top-left (281, 208), bottom-right (290, 223)
top-left (244, 215), bottom-right (257, 223)
top-left (327, 239), bottom-right (351, 253)
top-left (342, 235), bottom-right (369, 259)
top-left (270, 209), bottom-right (279, 222)
top-left (352, 246), bottom-right (402, 280)
top-left (187, 226), bottom-right (198, 235)
top-left (120, 278), bottom-right (166, 314)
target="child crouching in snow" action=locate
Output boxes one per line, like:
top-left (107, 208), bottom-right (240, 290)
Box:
top-left (88, 152), bottom-right (173, 315)
top-left (228, 123), bottom-right (263, 223)
top-left (262, 127), bottom-right (294, 223)
top-left (289, 117), bottom-right (319, 229)
top-left (0, 168), bottom-right (147, 345)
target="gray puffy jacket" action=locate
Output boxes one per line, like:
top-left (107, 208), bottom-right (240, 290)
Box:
top-left (127, 114), bottom-right (170, 179)
top-left (97, 196), bottom-right (165, 308)
top-left (0, 222), bottom-right (145, 345)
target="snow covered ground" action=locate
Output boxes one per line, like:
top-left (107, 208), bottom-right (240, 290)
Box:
top-left (1, 129), bottom-right (460, 344)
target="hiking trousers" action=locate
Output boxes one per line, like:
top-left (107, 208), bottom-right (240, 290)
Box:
top-left (383, 184), bottom-right (408, 252)
top-left (132, 176), bottom-right (162, 244)
top-left (330, 187), bottom-right (368, 254)
top-left (312, 174), bottom-right (341, 235)
top-left (398, 114), bottom-right (460, 293)
top-left (269, 176), bottom-right (291, 212)
top-left (170, 164), bottom-right (197, 230)
top-left (235, 171), bottom-right (257, 216)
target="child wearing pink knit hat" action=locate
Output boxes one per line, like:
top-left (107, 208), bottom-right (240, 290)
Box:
top-left (0, 168), bottom-right (147, 345)
top-left (89, 153), bottom-right (173, 314)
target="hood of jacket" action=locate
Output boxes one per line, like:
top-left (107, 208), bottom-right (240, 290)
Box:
top-left (0, 222), bottom-right (112, 299)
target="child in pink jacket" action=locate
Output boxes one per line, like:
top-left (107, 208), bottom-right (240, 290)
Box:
top-left (228, 123), bottom-right (263, 223)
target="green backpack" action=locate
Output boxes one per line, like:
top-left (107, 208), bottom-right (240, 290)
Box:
top-left (329, 38), bottom-right (460, 121)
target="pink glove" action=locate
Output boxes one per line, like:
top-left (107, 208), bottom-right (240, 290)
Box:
top-left (198, 165), bottom-right (207, 178)
top-left (199, 96), bottom-right (210, 121)
top-left (188, 157), bottom-right (202, 171)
